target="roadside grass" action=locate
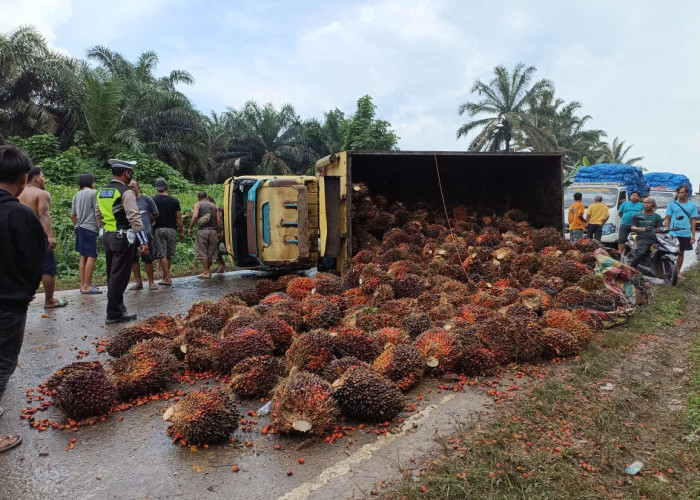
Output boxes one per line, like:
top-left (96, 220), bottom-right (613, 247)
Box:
top-left (387, 271), bottom-right (700, 499)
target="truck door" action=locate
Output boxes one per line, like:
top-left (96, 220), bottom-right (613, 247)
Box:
top-left (224, 176), bottom-right (319, 270)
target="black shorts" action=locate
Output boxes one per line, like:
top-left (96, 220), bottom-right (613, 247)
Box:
top-left (676, 236), bottom-right (693, 252)
top-left (43, 248), bottom-right (57, 276)
top-left (133, 246), bottom-right (155, 264)
top-left (618, 224), bottom-right (632, 245)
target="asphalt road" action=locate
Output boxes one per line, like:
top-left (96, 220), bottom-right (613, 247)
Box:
top-left (0, 271), bottom-right (490, 500)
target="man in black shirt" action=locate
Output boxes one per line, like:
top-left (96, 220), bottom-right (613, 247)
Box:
top-left (151, 178), bottom-right (184, 285)
top-left (0, 145), bottom-right (45, 452)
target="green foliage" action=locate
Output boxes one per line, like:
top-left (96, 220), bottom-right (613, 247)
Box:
top-left (8, 134), bottom-right (60, 163)
top-left (111, 152), bottom-right (191, 190)
top-left (342, 95), bottom-right (399, 151)
top-left (39, 147), bottom-right (109, 186)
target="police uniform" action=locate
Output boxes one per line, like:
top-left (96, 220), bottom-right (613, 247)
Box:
top-left (95, 160), bottom-right (148, 323)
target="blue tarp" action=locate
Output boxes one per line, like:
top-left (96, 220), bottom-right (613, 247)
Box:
top-left (643, 172), bottom-right (692, 196)
top-left (574, 164), bottom-right (649, 196)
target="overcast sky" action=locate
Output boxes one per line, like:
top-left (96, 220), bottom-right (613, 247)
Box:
top-left (3, 0), bottom-right (700, 186)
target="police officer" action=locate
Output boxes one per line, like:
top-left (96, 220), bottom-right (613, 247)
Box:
top-left (95, 159), bottom-right (149, 324)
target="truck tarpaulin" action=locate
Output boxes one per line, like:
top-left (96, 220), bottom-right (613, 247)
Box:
top-left (643, 172), bottom-right (692, 196)
top-left (574, 164), bottom-right (649, 196)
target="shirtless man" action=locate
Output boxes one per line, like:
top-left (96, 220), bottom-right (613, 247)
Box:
top-left (18, 167), bottom-right (67, 309)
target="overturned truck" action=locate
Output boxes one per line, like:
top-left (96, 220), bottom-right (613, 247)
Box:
top-left (223, 151), bottom-right (564, 273)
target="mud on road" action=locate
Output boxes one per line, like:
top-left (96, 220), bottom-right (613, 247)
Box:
top-left (0, 272), bottom-right (490, 500)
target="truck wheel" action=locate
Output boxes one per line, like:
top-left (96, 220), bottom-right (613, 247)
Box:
top-left (662, 259), bottom-right (678, 286)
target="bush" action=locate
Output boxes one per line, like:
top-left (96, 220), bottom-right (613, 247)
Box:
top-left (7, 134), bottom-right (60, 164)
top-left (39, 148), bottom-right (109, 186)
top-left (111, 152), bottom-right (191, 191)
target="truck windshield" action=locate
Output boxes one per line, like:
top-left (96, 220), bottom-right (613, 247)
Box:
top-left (564, 186), bottom-right (619, 208)
top-left (650, 191), bottom-right (676, 210)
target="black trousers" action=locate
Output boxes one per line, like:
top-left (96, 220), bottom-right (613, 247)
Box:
top-left (0, 309), bottom-right (27, 401)
top-left (103, 232), bottom-right (137, 320)
top-left (630, 239), bottom-right (653, 268)
top-left (587, 224), bottom-right (603, 241)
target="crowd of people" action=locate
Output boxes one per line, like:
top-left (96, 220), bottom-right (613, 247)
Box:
top-left (567, 186), bottom-right (697, 273)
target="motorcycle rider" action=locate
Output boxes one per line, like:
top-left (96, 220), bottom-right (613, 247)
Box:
top-left (629, 197), bottom-right (663, 268)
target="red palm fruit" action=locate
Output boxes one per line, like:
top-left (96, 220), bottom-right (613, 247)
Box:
top-left (544, 260), bottom-right (591, 283)
top-left (359, 263), bottom-right (391, 295)
top-left (342, 287), bottom-right (371, 308)
top-left (476, 229), bottom-right (502, 246)
top-left (372, 344), bottom-right (424, 391)
top-left (541, 328), bottom-right (581, 359)
top-left (331, 366), bottom-right (404, 422)
top-left (374, 327), bottom-right (411, 348)
top-left (331, 327), bottom-right (382, 363)
top-left (46, 361), bottom-right (105, 392)
top-left (543, 309), bottom-right (592, 344)
top-left (353, 308), bottom-right (397, 332)
top-left (264, 300), bottom-right (304, 331)
top-left (163, 389), bottom-right (240, 445)
top-left (287, 277), bottom-right (315, 301)
top-left (109, 349), bottom-right (176, 400)
top-left (219, 306), bottom-right (261, 338)
top-left (321, 356), bottom-right (371, 383)
top-left (214, 329), bottom-right (274, 374)
top-left (517, 288), bottom-right (552, 312)
top-left (276, 274), bottom-right (298, 291)
top-left (271, 371), bottom-right (340, 436)
top-left (141, 315), bottom-right (182, 336)
top-left (414, 329), bottom-right (461, 375)
top-left (252, 317), bottom-right (296, 355)
top-left (228, 355), bottom-right (285, 398)
top-left (460, 304), bottom-right (497, 325)
top-left (572, 309), bottom-right (604, 332)
top-left (301, 295), bottom-right (342, 330)
top-left (460, 345), bottom-right (499, 377)
top-left (286, 331), bottom-right (336, 373)
top-left (53, 369), bottom-right (117, 421)
top-left (106, 324), bottom-right (165, 358)
top-left (260, 292), bottom-right (289, 305)
top-left (312, 272), bottom-right (344, 296)
top-left (530, 227), bottom-right (563, 251)
top-left (402, 311), bottom-right (432, 339)
top-left (387, 259), bottom-right (423, 278)
top-left (181, 328), bottom-right (219, 372)
top-left (255, 278), bottom-right (279, 298)
top-left (555, 286), bottom-right (589, 309)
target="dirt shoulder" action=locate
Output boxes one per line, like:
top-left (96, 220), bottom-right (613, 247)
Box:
top-left (387, 271), bottom-right (700, 499)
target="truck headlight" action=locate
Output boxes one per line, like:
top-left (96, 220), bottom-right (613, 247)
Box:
top-left (602, 223), bottom-right (617, 235)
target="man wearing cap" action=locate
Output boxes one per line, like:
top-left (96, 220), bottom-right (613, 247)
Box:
top-left (585, 194), bottom-right (610, 241)
top-left (95, 159), bottom-right (149, 324)
top-left (151, 177), bottom-right (184, 285)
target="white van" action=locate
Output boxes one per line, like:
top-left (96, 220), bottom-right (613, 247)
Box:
top-left (563, 183), bottom-right (628, 244)
top-left (648, 188), bottom-right (677, 217)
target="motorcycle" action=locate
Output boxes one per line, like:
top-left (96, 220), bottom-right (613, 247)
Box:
top-left (621, 225), bottom-right (679, 286)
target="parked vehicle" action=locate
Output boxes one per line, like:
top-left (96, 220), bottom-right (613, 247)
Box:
top-left (621, 226), bottom-right (679, 286)
top-left (223, 151), bottom-right (564, 273)
top-left (563, 182), bottom-right (627, 244)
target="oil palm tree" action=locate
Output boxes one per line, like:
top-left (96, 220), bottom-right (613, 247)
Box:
top-left (595, 137), bottom-right (644, 166)
top-left (457, 63), bottom-right (554, 152)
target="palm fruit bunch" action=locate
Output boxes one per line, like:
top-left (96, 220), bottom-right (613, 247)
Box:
top-left (543, 309), bottom-right (593, 344)
top-left (276, 273), bottom-right (298, 291)
top-left (186, 300), bottom-right (215, 320)
top-left (214, 329), bottom-right (275, 374)
top-left (414, 329), bottom-right (462, 375)
top-left (503, 307), bottom-right (546, 362)
top-left (555, 286), bottom-right (589, 310)
top-left (353, 307), bottom-right (397, 332)
top-left (286, 331), bottom-right (336, 373)
top-left (218, 305), bottom-right (260, 338)
top-left (263, 299), bottom-right (304, 331)
top-left (543, 260), bottom-right (591, 283)
top-left (252, 317), bottom-right (296, 355)
top-left (163, 388), bottom-right (240, 445)
top-left (472, 316), bottom-right (520, 364)
top-left (226, 288), bottom-right (260, 307)
top-left (271, 371), bottom-right (340, 435)
top-left (331, 366), bottom-right (404, 422)
top-left (585, 289), bottom-right (622, 312)
top-left (541, 328), bottom-right (581, 359)
top-left (128, 337), bottom-right (182, 362)
top-left (286, 276), bottom-right (316, 300)
top-left (254, 278), bottom-right (280, 298)
top-left (374, 327), bottom-right (411, 348)
top-left (402, 311), bottom-right (433, 339)
top-left (53, 369), bottom-right (118, 421)
top-left (370, 283), bottom-right (395, 304)
top-left (331, 327), bottom-right (382, 362)
top-left (528, 278), bottom-right (562, 296)
top-left (185, 307), bottom-right (228, 334)
top-left (530, 227), bottom-right (563, 251)
top-left (518, 288), bottom-right (552, 312)
top-left (259, 291), bottom-right (288, 306)
top-left (372, 344), bottom-right (424, 391)
top-left (46, 361), bottom-right (105, 392)
top-left (577, 273), bottom-right (606, 292)
top-left (106, 324), bottom-right (165, 358)
top-left (141, 315), bottom-right (182, 336)
top-left (109, 349), bottom-right (177, 400)
top-left (387, 259), bottom-right (423, 278)
top-left (313, 272), bottom-right (345, 296)
top-left (572, 309), bottom-right (604, 331)
top-left (227, 355), bottom-right (285, 398)
top-left (572, 238), bottom-right (600, 252)
top-left (358, 263), bottom-right (392, 295)
top-left (301, 295), bottom-right (342, 330)
top-left (180, 328), bottom-right (219, 372)
top-left (476, 228), bottom-right (502, 247)
top-left (459, 304), bottom-right (496, 325)
top-left (342, 287), bottom-right (371, 308)
top-left (460, 343), bottom-right (499, 377)
top-left (321, 357), bottom-right (371, 383)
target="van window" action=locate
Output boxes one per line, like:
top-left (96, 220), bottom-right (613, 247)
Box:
top-left (564, 186), bottom-right (620, 208)
top-left (651, 191), bottom-right (676, 210)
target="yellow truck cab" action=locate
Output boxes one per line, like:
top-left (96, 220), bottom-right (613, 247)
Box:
top-left (224, 151), bottom-right (564, 274)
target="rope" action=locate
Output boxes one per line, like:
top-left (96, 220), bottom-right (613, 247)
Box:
top-left (434, 154), bottom-right (470, 281)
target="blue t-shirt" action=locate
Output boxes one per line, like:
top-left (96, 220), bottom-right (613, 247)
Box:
top-left (665, 201), bottom-right (698, 237)
top-left (618, 201), bottom-right (643, 225)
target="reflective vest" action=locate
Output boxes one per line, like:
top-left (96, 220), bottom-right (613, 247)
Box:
top-left (97, 181), bottom-right (130, 231)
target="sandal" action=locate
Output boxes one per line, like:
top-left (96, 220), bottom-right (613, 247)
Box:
top-left (0, 434), bottom-right (22, 452)
top-left (158, 280), bottom-right (173, 286)
top-left (44, 298), bottom-right (68, 309)
top-left (148, 283), bottom-right (159, 290)
top-left (197, 273), bottom-right (212, 279)
top-left (80, 286), bottom-right (102, 295)
top-left (129, 284), bottom-right (144, 291)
